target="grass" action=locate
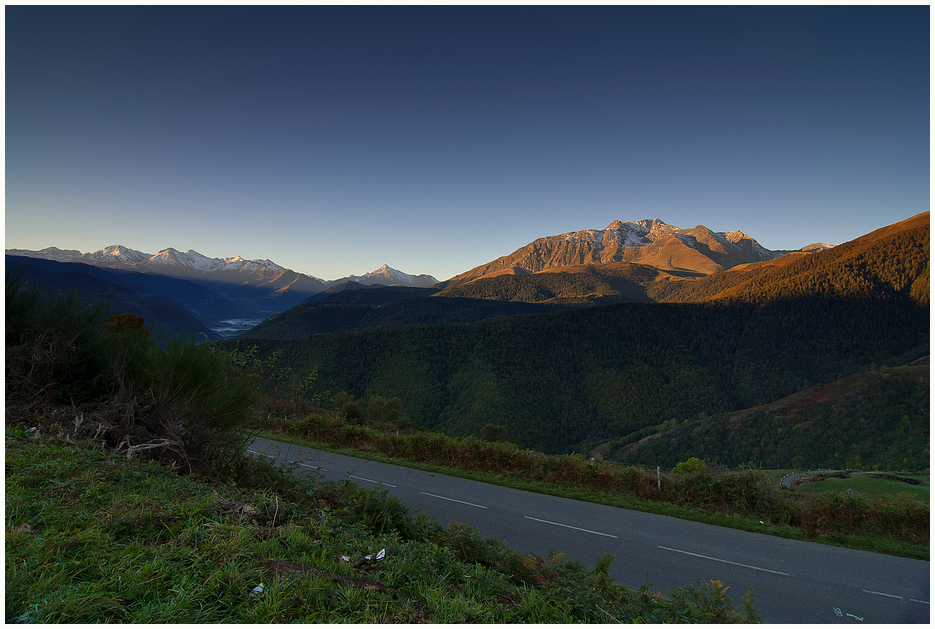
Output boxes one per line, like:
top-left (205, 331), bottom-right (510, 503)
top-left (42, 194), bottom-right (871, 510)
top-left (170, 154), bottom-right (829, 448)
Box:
top-left (255, 428), bottom-right (930, 561)
top-left (5, 423), bottom-right (761, 624)
top-left (794, 472), bottom-right (930, 502)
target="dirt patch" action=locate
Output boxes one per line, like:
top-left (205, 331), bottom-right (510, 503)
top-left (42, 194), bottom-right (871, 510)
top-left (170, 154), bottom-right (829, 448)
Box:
top-left (870, 473), bottom-right (921, 485)
top-left (214, 498), bottom-right (270, 525)
top-left (791, 471), bottom-right (850, 488)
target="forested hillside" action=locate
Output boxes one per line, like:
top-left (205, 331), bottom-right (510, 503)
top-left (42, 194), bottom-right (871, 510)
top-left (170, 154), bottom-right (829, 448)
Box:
top-left (220, 296), bottom-right (928, 460)
top-left (607, 363), bottom-right (929, 471)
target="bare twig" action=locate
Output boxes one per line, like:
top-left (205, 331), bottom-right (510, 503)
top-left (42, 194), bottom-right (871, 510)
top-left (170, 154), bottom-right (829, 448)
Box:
top-left (596, 604), bottom-right (621, 623)
top-left (126, 438), bottom-right (173, 459)
top-left (92, 422), bottom-right (107, 441)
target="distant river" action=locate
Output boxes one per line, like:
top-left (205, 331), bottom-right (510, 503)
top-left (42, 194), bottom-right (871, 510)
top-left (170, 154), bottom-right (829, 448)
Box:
top-left (211, 318), bottom-right (264, 339)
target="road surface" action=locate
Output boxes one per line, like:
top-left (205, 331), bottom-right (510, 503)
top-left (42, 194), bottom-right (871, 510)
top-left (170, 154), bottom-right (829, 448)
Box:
top-left (782, 470), bottom-right (844, 489)
top-left (248, 436), bottom-right (929, 624)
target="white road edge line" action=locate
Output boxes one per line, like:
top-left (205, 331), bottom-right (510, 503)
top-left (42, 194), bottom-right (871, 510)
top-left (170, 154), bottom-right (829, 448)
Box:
top-left (348, 474), bottom-right (397, 488)
top-left (524, 516), bottom-right (618, 538)
top-left (419, 491), bottom-right (488, 509)
top-left (910, 599), bottom-right (930, 605)
top-left (296, 462), bottom-right (326, 471)
top-left (658, 546), bottom-right (790, 576)
top-left (246, 450), bottom-right (275, 458)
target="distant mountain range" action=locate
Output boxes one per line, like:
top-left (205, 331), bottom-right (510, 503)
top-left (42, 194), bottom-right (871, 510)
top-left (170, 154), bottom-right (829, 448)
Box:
top-left (6, 245), bottom-right (438, 291)
top-left (0, 215), bottom-right (869, 339)
top-left (6, 245), bottom-right (326, 316)
top-left (5, 245), bottom-right (438, 338)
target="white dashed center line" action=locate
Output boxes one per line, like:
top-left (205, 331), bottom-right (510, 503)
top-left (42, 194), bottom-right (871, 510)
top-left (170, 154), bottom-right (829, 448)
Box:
top-left (658, 546), bottom-right (790, 576)
top-left (864, 589), bottom-right (930, 604)
top-left (864, 590), bottom-right (903, 600)
top-left (419, 492), bottom-right (488, 509)
top-left (348, 474), bottom-right (396, 487)
top-left (524, 516), bottom-right (618, 538)
top-left (296, 462), bottom-right (326, 470)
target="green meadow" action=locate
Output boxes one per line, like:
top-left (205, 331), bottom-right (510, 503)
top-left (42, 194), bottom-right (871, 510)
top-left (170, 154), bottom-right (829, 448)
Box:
top-left (794, 473), bottom-right (929, 503)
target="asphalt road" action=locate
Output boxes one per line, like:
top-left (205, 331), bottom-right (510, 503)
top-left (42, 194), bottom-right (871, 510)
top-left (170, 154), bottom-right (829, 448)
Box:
top-left (248, 436), bottom-right (930, 624)
top-left (781, 470), bottom-right (844, 489)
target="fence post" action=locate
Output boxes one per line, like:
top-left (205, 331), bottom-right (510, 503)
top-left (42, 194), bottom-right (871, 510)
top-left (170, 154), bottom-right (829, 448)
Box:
top-left (657, 466), bottom-right (661, 491)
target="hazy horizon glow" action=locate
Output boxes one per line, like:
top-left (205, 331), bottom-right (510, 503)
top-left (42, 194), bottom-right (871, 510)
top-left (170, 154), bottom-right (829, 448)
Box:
top-left (6, 6), bottom-right (930, 281)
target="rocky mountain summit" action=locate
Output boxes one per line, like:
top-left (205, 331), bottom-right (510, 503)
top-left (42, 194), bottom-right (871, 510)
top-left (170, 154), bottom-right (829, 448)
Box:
top-left (440, 219), bottom-right (816, 287)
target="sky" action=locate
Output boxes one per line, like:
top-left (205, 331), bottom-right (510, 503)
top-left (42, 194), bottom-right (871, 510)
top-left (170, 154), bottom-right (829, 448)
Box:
top-left (5, 5), bottom-right (930, 282)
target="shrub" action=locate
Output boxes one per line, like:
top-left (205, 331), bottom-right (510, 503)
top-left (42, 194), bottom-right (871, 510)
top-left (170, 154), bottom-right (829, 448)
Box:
top-left (382, 397), bottom-right (405, 425)
top-left (334, 392), bottom-right (365, 423)
top-left (660, 580), bottom-right (759, 623)
top-left (137, 337), bottom-right (259, 472)
top-left (6, 271), bottom-right (109, 402)
top-left (337, 482), bottom-right (415, 539)
top-left (97, 329), bottom-right (258, 473)
top-left (481, 423), bottom-right (506, 443)
top-left (444, 521), bottom-right (506, 567)
top-left (97, 313), bottom-right (152, 402)
top-left (672, 457), bottom-right (707, 475)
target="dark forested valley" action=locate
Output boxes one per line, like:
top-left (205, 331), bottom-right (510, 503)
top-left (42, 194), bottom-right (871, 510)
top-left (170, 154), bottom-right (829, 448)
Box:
top-left (220, 295), bottom-right (928, 467)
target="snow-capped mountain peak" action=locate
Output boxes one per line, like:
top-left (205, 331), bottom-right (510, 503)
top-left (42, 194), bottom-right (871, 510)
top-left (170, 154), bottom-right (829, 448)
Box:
top-left (89, 245), bottom-right (150, 265)
top-left (368, 264), bottom-right (413, 282)
top-left (144, 247), bottom-right (219, 272)
top-left (325, 264), bottom-right (439, 288)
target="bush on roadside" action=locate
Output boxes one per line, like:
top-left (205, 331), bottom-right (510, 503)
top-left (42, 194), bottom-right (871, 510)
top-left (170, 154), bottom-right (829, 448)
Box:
top-left (136, 336), bottom-right (259, 473)
top-left (6, 272), bottom-right (259, 477)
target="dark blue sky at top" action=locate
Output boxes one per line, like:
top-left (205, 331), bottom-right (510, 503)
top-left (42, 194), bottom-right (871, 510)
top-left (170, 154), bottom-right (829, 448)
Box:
top-left (6, 5), bottom-right (930, 280)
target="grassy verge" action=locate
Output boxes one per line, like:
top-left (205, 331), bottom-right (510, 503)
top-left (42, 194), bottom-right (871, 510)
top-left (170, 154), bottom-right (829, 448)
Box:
top-left (794, 472), bottom-right (929, 502)
top-left (255, 426), bottom-right (929, 562)
top-left (6, 424), bottom-right (760, 623)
